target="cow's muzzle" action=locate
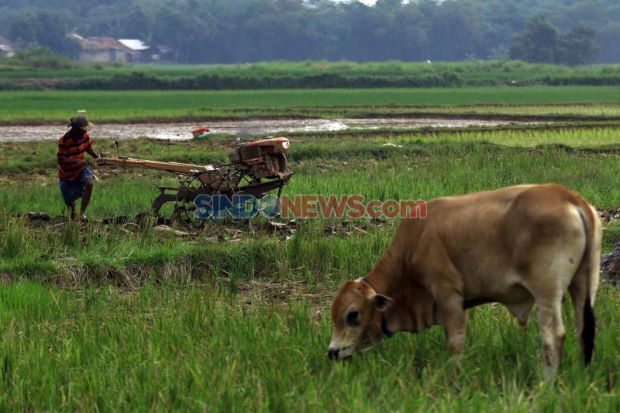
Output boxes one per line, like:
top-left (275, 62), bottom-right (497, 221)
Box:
top-left (327, 346), bottom-right (352, 360)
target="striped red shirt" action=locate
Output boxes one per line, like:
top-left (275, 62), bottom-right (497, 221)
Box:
top-left (57, 131), bottom-right (92, 181)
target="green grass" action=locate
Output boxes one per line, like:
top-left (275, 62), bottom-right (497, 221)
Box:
top-left (3, 126), bottom-right (620, 175)
top-left (1, 133), bottom-right (620, 278)
top-left (0, 281), bottom-right (617, 411)
top-left (3, 59), bottom-right (616, 79)
top-left (1, 87), bottom-right (620, 123)
top-left (2, 59), bottom-right (620, 84)
top-left (0, 110), bottom-right (619, 410)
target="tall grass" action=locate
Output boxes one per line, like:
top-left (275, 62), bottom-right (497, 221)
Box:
top-left (1, 138), bottom-right (619, 280)
top-left (0, 281), bottom-right (617, 411)
top-left (0, 125), bottom-right (619, 411)
top-left (1, 87), bottom-right (620, 123)
top-left (2, 60), bottom-right (620, 90)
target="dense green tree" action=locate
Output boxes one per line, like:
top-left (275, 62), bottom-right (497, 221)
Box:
top-left (152, 1), bottom-right (216, 63)
top-left (422, 0), bottom-right (482, 60)
top-left (510, 15), bottom-right (560, 63)
top-left (560, 24), bottom-right (598, 66)
top-left (510, 16), bottom-right (598, 65)
top-left (8, 11), bottom-right (80, 57)
top-left (0, 0), bottom-right (618, 63)
top-left (596, 21), bottom-right (620, 64)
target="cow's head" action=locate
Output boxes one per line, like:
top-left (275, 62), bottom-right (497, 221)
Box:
top-left (327, 279), bottom-right (393, 360)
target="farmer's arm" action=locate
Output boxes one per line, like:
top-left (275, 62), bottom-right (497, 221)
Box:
top-left (86, 147), bottom-right (98, 158)
top-left (84, 133), bottom-right (98, 158)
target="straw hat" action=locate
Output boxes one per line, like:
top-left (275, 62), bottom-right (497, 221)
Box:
top-left (69, 115), bottom-right (94, 131)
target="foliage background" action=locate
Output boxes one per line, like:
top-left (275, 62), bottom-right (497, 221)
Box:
top-left (1, 0), bottom-right (619, 64)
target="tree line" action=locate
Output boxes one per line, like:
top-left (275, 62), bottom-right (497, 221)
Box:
top-left (1, 0), bottom-right (618, 65)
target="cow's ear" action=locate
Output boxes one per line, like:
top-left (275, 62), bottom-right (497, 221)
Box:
top-left (370, 293), bottom-right (393, 312)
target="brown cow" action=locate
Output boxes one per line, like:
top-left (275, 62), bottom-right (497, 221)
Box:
top-left (328, 184), bottom-right (601, 379)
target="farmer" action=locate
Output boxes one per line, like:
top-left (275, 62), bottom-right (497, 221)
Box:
top-left (57, 115), bottom-right (99, 220)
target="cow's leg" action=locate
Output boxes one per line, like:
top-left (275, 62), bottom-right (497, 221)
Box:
top-left (569, 275), bottom-right (596, 366)
top-left (535, 297), bottom-right (566, 379)
top-left (438, 295), bottom-right (467, 354)
top-left (505, 299), bottom-right (534, 331)
top-left (568, 277), bottom-right (586, 353)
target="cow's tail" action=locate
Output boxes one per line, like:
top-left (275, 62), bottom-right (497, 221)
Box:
top-left (574, 205), bottom-right (602, 365)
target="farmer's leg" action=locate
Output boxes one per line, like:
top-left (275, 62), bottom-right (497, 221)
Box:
top-left (68, 201), bottom-right (76, 220)
top-left (80, 178), bottom-right (94, 217)
top-left (60, 179), bottom-right (77, 220)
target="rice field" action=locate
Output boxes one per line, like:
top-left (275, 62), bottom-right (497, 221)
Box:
top-left (0, 91), bottom-right (619, 411)
top-left (0, 281), bottom-right (617, 412)
top-left (1, 87), bottom-right (620, 123)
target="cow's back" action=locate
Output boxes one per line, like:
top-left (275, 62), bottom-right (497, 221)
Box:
top-left (400, 184), bottom-right (593, 302)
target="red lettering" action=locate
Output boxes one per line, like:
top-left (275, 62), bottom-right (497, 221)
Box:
top-left (280, 195), bottom-right (301, 219)
top-left (367, 200), bottom-right (382, 219)
top-left (318, 195), bottom-right (348, 218)
top-left (382, 200), bottom-right (399, 219)
top-left (347, 195), bottom-right (366, 219)
top-left (400, 200), bottom-right (428, 219)
top-left (301, 195), bottom-right (319, 219)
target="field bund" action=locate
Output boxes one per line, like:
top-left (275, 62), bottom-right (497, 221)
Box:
top-left (0, 117), bottom-right (533, 142)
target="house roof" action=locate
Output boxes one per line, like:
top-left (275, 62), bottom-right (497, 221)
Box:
top-left (84, 38), bottom-right (129, 51)
top-left (70, 35), bottom-right (132, 52)
top-left (67, 34), bottom-right (151, 54)
top-left (118, 39), bottom-right (150, 51)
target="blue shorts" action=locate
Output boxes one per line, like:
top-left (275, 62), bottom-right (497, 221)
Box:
top-left (59, 168), bottom-right (94, 205)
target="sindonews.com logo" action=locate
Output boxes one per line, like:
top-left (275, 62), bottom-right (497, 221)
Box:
top-left (193, 194), bottom-right (427, 220)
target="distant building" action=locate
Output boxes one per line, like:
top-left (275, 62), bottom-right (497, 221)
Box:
top-left (0, 36), bottom-right (15, 58)
top-left (153, 45), bottom-right (174, 62)
top-left (119, 39), bottom-right (160, 63)
top-left (69, 34), bottom-right (154, 63)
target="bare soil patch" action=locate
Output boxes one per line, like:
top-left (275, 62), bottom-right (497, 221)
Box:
top-left (0, 117), bottom-right (537, 142)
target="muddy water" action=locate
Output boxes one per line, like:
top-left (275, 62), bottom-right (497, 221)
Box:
top-left (0, 117), bottom-right (531, 142)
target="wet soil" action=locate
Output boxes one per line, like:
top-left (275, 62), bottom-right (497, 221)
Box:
top-left (0, 117), bottom-right (537, 142)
